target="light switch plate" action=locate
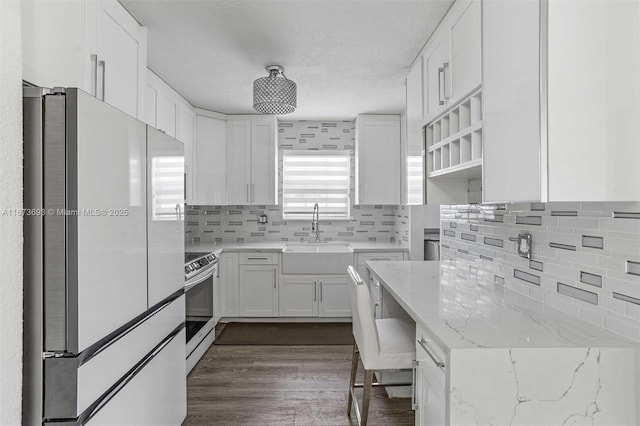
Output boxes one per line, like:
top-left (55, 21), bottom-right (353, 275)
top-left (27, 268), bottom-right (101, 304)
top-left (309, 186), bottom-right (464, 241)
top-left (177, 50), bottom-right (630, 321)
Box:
top-left (518, 232), bottom-right (532, 259)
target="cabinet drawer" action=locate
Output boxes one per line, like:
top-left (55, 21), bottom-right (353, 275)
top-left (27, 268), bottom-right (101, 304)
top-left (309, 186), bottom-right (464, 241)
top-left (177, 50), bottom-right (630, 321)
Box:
top-left (238, 252), bottom-right (279, 265)
top-left (358, 252), bottom-right (405, 264)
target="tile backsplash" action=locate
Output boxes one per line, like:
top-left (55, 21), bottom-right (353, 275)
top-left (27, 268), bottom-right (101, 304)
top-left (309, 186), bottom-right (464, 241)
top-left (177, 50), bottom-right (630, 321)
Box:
top-left (441, 202), bottom-right (640, 342)
top-left (186, 120), bottom-right (400, 244)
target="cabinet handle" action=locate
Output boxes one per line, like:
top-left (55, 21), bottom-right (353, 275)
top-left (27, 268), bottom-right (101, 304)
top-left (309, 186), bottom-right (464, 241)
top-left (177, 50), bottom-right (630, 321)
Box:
top-left (247, 257), bottom-right (268, 260)
top-left (417, 338), bottom-right (445, 370)
top-left (437, 66), bottom-right (445, 106)
top-left (273, 269), bottom-right (277, 289)
top-left (90, 54), bottom-right (98, 97)
top-left (369, 258), bottom-right (391, 261)
top-left (314, 281), bottom-right (317, 301)
top-left (373, 302), bottom-right (379, 318)
top-left (443, 62), bottom-right (450, 99)
top-left (175, 204), bottom-right (181, 232)
top-left (411, 360), bottom-right (418, 410)
top-left (251, 184), bottom-right (255, 204)
top-left (98, 60), bottom-right (106, 101)
top-left (246, 184), bottom-right (249, 203)
top-left (319, 280), bottom-right (323, 302)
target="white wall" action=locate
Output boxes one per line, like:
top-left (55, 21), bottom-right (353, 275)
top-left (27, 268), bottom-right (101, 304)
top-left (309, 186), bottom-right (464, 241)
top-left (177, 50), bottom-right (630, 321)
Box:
top-left (0, 1), bottom-right (23, 424)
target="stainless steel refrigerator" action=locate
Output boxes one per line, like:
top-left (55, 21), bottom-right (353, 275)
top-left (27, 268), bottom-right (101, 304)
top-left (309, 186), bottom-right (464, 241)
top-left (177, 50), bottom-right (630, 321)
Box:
top-left (23, 87), bottom-right (187, 425)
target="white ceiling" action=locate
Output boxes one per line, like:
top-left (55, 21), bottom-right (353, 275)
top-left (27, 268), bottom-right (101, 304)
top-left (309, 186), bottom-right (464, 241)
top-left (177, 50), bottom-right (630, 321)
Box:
top-left (121, 0), bottom-right (454, 120)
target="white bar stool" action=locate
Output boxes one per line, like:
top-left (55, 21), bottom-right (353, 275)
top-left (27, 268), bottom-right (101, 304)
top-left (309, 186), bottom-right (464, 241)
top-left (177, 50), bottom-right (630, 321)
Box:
top-left (346, 266), bottom-right (415, 426)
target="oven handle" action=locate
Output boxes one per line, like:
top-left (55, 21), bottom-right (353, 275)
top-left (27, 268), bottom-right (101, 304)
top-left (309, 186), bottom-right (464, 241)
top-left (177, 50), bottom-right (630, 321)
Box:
top-left (185, 265), bottom-right (216, 291)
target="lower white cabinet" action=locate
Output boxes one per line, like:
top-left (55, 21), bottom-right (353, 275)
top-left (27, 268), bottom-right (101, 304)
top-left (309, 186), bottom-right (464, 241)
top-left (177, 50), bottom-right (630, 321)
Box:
top-left (279, 275), bottom-right (351, 318)
top-left (238, 264), bottom-right (278, 317)
top-left (414, 328), bottom-right (447, 426)
top-left (220, 252), bottom-right (239, 317)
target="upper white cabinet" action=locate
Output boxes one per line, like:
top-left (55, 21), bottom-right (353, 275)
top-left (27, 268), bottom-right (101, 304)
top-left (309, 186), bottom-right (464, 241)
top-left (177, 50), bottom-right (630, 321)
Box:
top-left (483, 0), bottom-right (640, 202)
top-left (355, 115), bottom-right (401, 205)
top-left (226, 116), bottom-right (278, 206)
top-left (22, 0), bottom-right (147, 120)
top-left (194, 111), bottom-right (227, 205)
top-left (422, 0), bottom-right (481, 125)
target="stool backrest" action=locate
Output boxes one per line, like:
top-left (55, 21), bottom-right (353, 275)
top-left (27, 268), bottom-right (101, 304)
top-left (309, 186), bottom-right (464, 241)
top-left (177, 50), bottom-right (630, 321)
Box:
top-left (347, 266), bottom-right (379, 364)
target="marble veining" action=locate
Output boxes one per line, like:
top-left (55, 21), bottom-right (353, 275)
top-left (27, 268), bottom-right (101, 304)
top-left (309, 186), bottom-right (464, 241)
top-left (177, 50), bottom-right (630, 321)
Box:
top-left (366, 260), bottom-right (637, 351)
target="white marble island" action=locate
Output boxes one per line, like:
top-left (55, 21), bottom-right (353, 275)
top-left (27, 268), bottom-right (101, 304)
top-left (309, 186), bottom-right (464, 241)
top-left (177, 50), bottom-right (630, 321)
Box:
top-left (366, 260), bottom-right (640, 426)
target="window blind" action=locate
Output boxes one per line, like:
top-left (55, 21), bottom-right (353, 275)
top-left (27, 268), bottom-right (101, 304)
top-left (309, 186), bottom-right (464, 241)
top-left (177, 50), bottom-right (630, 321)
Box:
top-left (282, 151), bottom-right (351, 219)
top-left (151, 156), bottom-right (184, 221)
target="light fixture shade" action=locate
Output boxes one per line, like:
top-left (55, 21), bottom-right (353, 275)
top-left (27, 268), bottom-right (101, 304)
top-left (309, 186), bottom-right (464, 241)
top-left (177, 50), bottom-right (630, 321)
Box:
top-left (253, 65), bottom-right (297, 114)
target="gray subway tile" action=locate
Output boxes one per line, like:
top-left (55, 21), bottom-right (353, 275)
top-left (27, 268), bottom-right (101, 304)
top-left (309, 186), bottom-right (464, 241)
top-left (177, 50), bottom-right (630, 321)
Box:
top-left (549, 242), bottom-right (577, 251)
top-left (461, 233), bottom-right (476, 242)
top-left (580, 271), bottom-right (603, 288)
top-left (516, 215), bottom-right (543, 226)
top-left (582, 235), bottom-right (604, 249)
top-left (484, 237), bottom-right (504, 248)
top-left (557, 282), bottom-right (598, 305)
top-left (444, 230), bottom-right (456, 237)
top-left (529, 260), bottom-right (544, 272)
top-left (613, 292), bottom-right (640, 306)
top-left (551, 211), bottom-right (578, 217)
top-left (514, 269), bottom-right (541, 286)
top-left (613, 212), bottom-right (640, 219)
top-left (626, 260), bottom-right (640, 276)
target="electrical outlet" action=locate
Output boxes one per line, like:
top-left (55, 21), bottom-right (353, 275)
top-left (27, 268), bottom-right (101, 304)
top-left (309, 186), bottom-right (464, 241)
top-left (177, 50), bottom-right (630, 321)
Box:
top-left (518, 232), bottom-right (532, 259)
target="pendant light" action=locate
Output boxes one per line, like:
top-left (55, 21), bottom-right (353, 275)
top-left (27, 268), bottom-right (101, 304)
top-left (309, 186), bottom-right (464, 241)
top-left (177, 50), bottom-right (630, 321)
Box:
top-left (253, 65), bottom-right (297, 114)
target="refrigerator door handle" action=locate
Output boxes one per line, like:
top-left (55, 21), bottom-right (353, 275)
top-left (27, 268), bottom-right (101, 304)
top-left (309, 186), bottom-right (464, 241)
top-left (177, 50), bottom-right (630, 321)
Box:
top-left (175, 204), bottom-right (182, 232)
top-left (90, 54), bottom-right (98, 97)
top-left (98, 60), bottom-right (106, 101)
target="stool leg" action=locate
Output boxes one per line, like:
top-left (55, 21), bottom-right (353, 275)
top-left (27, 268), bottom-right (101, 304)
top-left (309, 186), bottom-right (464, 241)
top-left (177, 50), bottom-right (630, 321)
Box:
top-left (361, 369), bottom-right (374, 426)
top-left (347, 344), bottom-right (359, 415)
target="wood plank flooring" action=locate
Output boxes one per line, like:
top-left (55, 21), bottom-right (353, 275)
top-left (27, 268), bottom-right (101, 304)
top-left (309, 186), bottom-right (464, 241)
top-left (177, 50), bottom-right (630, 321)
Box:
top-left (183, 328), bottom-right (415, 425)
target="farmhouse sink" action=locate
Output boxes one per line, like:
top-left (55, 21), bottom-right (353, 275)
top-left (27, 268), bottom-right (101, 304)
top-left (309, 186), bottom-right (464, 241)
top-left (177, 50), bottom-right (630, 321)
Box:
top-left (282, 242), bottom-right (354, 274)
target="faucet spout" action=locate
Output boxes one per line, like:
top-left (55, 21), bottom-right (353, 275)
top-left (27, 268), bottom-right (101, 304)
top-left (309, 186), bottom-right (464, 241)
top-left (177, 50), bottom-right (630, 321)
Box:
top-left (312, 203), bottom-right (320, 243)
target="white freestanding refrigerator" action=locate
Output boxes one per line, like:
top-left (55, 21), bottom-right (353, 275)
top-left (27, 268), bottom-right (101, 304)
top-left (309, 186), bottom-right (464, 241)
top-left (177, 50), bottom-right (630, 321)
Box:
top-left (23, 87), bottom-right (186, 425)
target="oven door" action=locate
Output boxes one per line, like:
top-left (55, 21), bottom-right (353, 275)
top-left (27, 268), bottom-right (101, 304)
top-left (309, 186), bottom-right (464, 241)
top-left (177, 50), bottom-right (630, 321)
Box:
top-left (185, 265), bottom-right (215, 356)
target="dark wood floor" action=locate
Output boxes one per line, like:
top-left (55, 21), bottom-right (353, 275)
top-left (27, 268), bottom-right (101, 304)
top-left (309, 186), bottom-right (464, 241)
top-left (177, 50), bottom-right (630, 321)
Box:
top-left (183, 327), bottom-right (415, 426)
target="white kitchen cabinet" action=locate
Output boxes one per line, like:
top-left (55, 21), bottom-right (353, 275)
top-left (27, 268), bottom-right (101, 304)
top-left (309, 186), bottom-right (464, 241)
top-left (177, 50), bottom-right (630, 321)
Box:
top-left (405, 59), bottom-right (424, 205)
top-left (156, 94), bottom-right (178, 138)
top-left (194, 112), bottom-right (227, 205)
top-left (279, 275), bottom-right (318, 317)
top-left (279, 275), bottom-right (351, 318)
top-left (422, 0), bottom-right (481, 125)
top-left (22, 0), bottom-right (147, 120)
top-left (483, 0), bottom-right (640, 202)
top-left (317, 276), bottom-right (351, 318)
top-left (414, 327), bottom-right (447, 426)
top-left (220, 252), bottom-right (239, 317)
top-left (226, 116), bottom-right (277, 205)
top-left (178, 103), bottom-right (196, 204)
top-left (238, 265), bottom-right (278, 317)
top-left (355, 115), bottom-right (401, 205)
top-left (449, 0), bottom-right (482, 103)
top-left (423, 38), bottom-right (450, 123)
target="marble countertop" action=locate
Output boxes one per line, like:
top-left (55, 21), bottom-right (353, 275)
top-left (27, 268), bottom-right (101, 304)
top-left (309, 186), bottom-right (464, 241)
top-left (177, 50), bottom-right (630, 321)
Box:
top-left (367, 260), bottom-right (637, 352)
top-left (185, 241), bottom-right (408, 254)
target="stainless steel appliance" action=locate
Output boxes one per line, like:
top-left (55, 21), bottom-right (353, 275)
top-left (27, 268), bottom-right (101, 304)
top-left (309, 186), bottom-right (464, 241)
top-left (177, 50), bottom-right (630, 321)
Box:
top-left (424, 228), bottom-right (440, 261)
top-left (184, 252), bottom-right (218, 372)
top-left (22, 87), bottom-right (186, 425)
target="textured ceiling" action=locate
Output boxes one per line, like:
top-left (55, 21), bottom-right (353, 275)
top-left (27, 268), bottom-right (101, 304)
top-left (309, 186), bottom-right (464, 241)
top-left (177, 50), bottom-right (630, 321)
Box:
top-left (121, 0), bottom-right (454, 120)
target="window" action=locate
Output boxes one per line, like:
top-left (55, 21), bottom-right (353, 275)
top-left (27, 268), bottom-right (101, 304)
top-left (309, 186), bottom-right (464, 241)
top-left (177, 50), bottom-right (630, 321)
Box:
top-left (282, 151), bottom-right (351, 220)
top-left (151, 156), bottom-right (184, 221)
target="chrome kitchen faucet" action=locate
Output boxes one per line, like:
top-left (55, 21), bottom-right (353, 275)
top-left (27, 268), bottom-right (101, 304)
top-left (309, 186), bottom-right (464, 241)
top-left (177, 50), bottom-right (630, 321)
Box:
top-left (311, 203), bottom-right (320, 243)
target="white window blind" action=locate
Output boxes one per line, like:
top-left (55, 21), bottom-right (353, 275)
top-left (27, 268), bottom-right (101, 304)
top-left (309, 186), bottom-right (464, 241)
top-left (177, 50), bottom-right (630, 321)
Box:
top-left (282, 151), bottom-right (351, 219)
top-left (151, 156), bottom-right (184, 221)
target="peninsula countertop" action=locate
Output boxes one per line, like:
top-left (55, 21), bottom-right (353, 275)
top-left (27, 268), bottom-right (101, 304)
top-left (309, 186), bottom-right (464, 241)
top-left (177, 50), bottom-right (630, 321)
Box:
top-left (366, 260), bottom-right (637, 352)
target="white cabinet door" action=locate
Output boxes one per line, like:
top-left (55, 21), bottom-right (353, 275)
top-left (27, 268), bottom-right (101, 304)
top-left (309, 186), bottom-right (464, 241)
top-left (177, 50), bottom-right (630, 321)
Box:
top-left (238, 265), bottom-right (278, 317)
top-left (22, 0), bottom-right (87, 90)
top-left (156, 93), bottom-right (177, 138)
top-left (355, 115), bottom-right (401, 205)
top-left (405, 59), bottom-right (424, 205)
top-left (220, 252), bottom-right (239, 317)
top-left (143, 83), bottom-right (157, 127)
top-left (423, 37), bottom-right (450, 123)
top-left (178, 103), bottom-right (196, 204)
top-left (226, 120), bottom-right (252, 205)
top-left (279, 275), bottom-right (318, 317)
top-left (416, 361), bottom-right (446, 426)
top-left (318, 276), bottom-right (352, 318)
top-left (90, 0), bottom-right (147, 120)
top-left (146, 127), bottom-right (185, 307)
top-left (449, 0), bottom-right (482, 102)
top-left (194, 114), bottom-right (227, 205)
top-left (250, 119), bottom-right (277, 205)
